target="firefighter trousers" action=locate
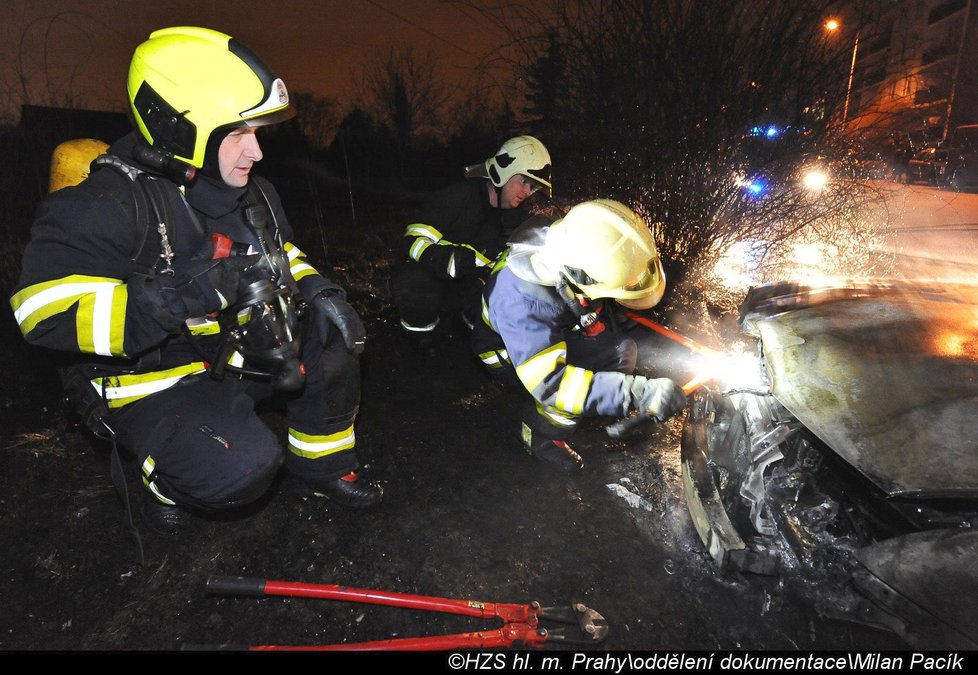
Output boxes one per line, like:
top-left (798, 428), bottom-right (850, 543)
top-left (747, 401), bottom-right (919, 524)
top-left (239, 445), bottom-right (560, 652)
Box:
top-left (109, 318), bottom-right (362, 511)
top-left (391, 262), bottom-right (484, 333)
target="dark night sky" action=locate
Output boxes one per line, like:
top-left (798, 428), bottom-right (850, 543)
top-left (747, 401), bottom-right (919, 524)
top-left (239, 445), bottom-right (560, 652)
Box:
top-left (0, 0), bottom-right (517, 124)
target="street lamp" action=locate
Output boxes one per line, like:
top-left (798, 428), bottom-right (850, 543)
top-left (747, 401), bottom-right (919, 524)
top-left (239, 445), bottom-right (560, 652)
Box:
top-left (824, 19), bottom-right (860, 124)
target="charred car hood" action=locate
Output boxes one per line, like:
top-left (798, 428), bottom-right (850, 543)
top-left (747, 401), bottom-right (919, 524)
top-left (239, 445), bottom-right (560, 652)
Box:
top-left (741, 283), bottom-right (978, 498)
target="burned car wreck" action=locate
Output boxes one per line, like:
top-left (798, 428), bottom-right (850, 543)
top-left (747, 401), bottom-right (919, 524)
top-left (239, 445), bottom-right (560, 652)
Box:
top-left (681, 281), bottom-right (978, 649)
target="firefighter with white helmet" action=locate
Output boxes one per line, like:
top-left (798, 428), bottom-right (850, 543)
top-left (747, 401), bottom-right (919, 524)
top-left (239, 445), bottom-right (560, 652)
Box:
top-left (478, 135), bottom-right (553, 198)
top-left (472, 199), bottom-right (686, 471)
top-left (10, 27), bottom-right (382, 536)
top-left (392, 135), bottom-right (553, 355)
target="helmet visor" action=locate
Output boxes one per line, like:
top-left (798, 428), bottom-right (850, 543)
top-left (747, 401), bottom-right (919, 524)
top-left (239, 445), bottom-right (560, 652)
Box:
top-left (525, 163), bottom-right (552, 195)
top-left (614, 257), bottom-right (666, 309)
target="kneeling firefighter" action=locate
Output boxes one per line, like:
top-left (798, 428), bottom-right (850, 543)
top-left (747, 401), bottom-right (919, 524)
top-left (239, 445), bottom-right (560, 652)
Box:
top-left (391, 135), bottom-right (553, 355)
top-left (472, 200), bottom-right (688, 472)
top-left (10, 26), bottom-right (382, 536)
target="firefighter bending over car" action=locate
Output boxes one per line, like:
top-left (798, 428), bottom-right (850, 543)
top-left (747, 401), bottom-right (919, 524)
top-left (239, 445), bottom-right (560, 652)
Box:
top-left (10, 27), bottom-right (382, 533)
top-left (392, 136), bottom-right (553, 356)
top-left (472, 200), bottom-right (687, 472)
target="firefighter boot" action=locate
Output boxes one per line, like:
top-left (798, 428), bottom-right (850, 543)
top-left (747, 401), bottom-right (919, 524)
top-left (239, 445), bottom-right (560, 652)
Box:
top-left (140, 488), bottom-right (186, 535)
top-left (521, 424), bottom-right (584, 473)
top-left (311, 471), bottom-right (384, 509)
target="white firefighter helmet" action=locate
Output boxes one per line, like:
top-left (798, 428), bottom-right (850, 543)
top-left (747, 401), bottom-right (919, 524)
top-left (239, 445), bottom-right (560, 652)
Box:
top-left (466, 135), bottom-right (552, 197)
top-left (540, 199), bottom-right (666, 309)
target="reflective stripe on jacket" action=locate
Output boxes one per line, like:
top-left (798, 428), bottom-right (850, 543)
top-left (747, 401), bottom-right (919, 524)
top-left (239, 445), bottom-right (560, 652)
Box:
top-left (400, 179), bottom-right (528, 280)
top-left (9, 131), bottom-right (332, 409)
top-left (476, 265), bottom-right (632, 418)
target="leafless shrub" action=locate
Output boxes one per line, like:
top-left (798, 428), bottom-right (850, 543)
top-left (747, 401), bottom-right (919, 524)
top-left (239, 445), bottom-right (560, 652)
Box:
top-left (351, 46), bottom-right (452, 148)
top-left (470, 0), bottom-right (893, 295)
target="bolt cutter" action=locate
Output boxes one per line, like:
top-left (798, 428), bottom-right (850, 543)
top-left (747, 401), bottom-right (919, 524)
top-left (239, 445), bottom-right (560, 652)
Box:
top-left (205, 575), bottom-right (609, 650)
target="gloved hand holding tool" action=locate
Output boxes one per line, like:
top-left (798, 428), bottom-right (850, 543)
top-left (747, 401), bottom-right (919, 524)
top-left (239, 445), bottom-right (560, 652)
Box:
top-left (629, 376), bottom-right (688, 421)
top-left (449, 245), bottom-right (490, 279)
top-left (607, 311), bottom-right (725, 439)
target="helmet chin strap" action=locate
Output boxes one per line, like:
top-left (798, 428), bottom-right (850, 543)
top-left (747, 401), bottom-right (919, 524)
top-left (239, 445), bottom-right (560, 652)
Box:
top-left (486, 179), bottom-right (503, 209)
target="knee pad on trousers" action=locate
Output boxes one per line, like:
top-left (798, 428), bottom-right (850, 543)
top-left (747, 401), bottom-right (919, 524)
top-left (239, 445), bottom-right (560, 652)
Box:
top-left (221, 452), bottom-right (284, 508)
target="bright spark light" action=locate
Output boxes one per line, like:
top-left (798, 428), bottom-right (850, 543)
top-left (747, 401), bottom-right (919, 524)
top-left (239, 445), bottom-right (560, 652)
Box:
top-left (790, 241), bottom-right (838, 267)
top-left (706, 351), bottom-right (766, 391)
top-left (929, 324), bottom-right (978, 361)
top-left (734, 173), bottom-right (769, 197)
top-left (801, 168), bottom-right (829, 191)
top-left (683, 347), bottom-right (767, 393)
top-left (712, 239), bottom-right (768, 289)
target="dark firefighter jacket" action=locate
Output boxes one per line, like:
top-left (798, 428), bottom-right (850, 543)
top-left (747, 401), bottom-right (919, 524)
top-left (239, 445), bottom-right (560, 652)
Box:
top-left (400, 179), bottom-right (530, 279)
top-left (9, 131), bottom-right (335, 411)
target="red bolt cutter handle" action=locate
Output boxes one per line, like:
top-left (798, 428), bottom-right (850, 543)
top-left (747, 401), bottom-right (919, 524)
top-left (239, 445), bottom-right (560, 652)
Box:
top-left (207, 576), bottom-right (536, 622)
top-left (251, 626), bottom-right (548, 651)
top-left (205, 576), bottom-right (606, 651)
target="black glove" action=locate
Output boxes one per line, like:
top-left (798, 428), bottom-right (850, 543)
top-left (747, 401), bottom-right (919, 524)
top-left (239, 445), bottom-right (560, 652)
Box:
top-left (604, 301), bottom-right (639, 331)
top-left (311, 290), bottom-right (366, 354)
top-left (628, 376), bottom-right (687, 421)
top-left (450, 246), bottom-right (487, 279)
top-left (162, 254), bottom-right (260, 316)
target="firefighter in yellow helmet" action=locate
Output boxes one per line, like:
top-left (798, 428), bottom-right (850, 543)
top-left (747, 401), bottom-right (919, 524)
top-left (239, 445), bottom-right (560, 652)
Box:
top-left (472, 200), bottom-right (686, 471)
top-left (391, 135), bottom-right (553, 355)
top-left (10, 27), bottom-right (381, 536)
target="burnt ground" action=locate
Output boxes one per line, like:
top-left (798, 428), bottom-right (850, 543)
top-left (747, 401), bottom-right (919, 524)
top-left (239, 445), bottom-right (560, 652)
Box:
top-left (0, 212), bottom-right (908, 655)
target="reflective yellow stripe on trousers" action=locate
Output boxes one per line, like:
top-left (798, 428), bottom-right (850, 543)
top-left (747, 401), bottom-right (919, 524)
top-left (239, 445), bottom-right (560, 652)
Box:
top-left (93, 362), bottom-right (208, 408)
top-left (288, 425), bottom-right (356, 459)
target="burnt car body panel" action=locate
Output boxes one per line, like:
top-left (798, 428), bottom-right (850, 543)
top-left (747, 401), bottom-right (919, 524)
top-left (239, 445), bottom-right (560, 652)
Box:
top-left (755, 289), bottom-right (978, 497)
top-left (854, 529), bottom-right (978, 649)
top-left (681, 282), bottom-right (978, 647)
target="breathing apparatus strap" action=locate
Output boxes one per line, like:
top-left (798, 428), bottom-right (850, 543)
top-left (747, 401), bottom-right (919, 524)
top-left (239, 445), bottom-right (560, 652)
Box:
top-left (245, 181), bottom-right (301, 296)
top-left (91, 154), bottom-right (195, 277)
top-left (197, 183), bottom-right (303, 386)
top-left (108, 428), bottom-right (148, 567)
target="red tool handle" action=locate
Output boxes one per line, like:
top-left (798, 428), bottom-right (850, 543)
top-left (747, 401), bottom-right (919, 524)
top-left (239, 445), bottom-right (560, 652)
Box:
top-left (249, 627), bottom-right (547, 651)
top-left (205, 576), bottom-right (546, 651)
top-left (207, 576), bottom-right (536, 622)
top-left (626, 311), bottom-right (720, 356)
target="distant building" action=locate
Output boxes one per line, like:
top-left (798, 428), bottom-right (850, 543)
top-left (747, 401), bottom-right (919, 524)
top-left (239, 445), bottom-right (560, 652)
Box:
top-left (846, 0), bottom-right (978, 143)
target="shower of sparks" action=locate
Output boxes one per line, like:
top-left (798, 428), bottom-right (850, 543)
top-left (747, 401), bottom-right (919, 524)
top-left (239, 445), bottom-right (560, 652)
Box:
top-left (685, 348), bottom-right (767, 393)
